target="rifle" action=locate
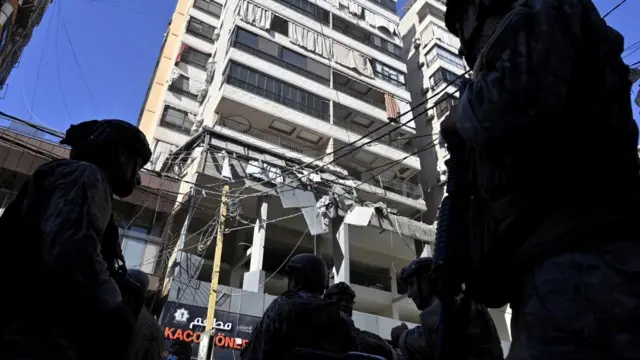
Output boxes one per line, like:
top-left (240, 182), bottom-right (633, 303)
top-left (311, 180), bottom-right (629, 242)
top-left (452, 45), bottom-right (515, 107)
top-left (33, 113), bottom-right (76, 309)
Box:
top-left (428, 80), bottom-right (473, 360)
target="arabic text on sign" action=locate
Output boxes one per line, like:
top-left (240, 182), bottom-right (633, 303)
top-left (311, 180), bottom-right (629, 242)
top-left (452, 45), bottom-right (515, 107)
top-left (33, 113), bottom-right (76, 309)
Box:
top-left (189, 317), bottom-right (232, 331)
top-left (165, 328), bottom-right (249, 350)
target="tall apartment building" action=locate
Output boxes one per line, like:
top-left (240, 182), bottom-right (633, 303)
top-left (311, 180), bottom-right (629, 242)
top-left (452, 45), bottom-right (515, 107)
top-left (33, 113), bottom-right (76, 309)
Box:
top-left (0, 0), bottom-right (51, 90)
top-left (399, 0), bottom-right (465, 224)
top-left (400, 0), bottom-right (512, 353)
top-left (138, 0), bottom-right (446, 350)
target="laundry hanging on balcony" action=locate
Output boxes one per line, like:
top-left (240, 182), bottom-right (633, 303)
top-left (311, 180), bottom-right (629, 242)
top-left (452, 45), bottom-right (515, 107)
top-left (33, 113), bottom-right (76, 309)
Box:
top-left (288, 22), bottom-right (333, 59)
top-left (175, 44), bottom-right (188, 64)
top-left (395, 97), bottom-right (414, 127)
top-left (170, 68), bottom-right (207, 97)
top-left (384, 93), bottom-right (400, 121)
top-left (235, 0), bottom-right (273, 30)
top-left (363, 10), bottom-right (400, 38)
top-left (333, 41), bottom-right (374, 78)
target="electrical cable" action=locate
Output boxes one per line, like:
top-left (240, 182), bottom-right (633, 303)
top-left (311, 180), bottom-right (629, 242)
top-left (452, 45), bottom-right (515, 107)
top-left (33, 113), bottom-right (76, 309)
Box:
top-left (228, 69), bottom-right (470, 198)
top-left (602, 0), bottom-right (627, 19)
top-left (54, 1), bottom-right (74, 122)
top-left (27, 3), bottom-right (55, 123)
top-left (58, 0), bottom-right (101, 114)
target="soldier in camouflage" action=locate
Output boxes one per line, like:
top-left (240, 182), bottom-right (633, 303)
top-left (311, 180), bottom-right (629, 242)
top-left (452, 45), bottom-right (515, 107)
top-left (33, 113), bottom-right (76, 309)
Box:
top-left (440, 0), bottom-right (640, 358)
top-left (324, 282), bottom-right (397, 360)
top-left (241, 254), bottom-right (356, 360)
top-left (390, 257), bottom-right (503, 360)
top-left (0, 120), bottom-right (152, 360)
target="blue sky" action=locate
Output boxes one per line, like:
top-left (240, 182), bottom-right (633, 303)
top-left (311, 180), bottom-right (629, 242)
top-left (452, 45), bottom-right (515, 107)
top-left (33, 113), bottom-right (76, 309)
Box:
top-left (0, 0), bottom-right (638, 132)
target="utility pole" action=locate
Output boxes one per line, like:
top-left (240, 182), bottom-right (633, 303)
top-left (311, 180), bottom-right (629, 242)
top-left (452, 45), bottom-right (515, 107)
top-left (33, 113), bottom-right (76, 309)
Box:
top-left (197, 184), bottom-right (230, 360)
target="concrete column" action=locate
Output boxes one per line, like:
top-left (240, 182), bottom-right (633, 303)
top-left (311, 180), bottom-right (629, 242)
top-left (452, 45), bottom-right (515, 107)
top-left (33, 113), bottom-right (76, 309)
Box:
top-left (243, 196), bottom-right (269, 293)
top-left (229, 232), bottom-right (251, 288)
top-left (332, 218), bottom-right (350, 283)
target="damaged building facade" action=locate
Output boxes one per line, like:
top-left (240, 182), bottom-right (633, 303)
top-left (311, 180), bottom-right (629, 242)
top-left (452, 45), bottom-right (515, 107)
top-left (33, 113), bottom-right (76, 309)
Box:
top-left (158, 128), bottom-right (432, 341)
top-left (139, 0), bottom-right (512, 353)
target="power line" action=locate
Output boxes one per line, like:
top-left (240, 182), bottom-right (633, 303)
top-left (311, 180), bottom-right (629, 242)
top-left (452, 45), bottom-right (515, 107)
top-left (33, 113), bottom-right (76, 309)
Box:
top-left (54, 1), bottom-right (74, 122)
top-left (58, 0), bottom-right (100, 114)
top-left (602, 0), bottom-right (627, 19)
top-left (28, 3), bottom-right (55, 122)
top-left (231, 71), bottom-right (470, 198)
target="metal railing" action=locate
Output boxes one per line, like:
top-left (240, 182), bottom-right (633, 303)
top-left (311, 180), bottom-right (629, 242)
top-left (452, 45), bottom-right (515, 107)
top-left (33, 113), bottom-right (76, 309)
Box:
top-left (217, 117), bottom-right (323, 157)
top-left (377, 176), bottom-right (423, 200)
top-left (333, 83), bottom-right (386, 110)
top-left (0, 115), bottom-right (63, 144)
top-left (233, 42), bottom-right (330, 86)
top-left (225, 76), bottom-right (331, 121)
top-left (333, 118), bottom-right (416, 153)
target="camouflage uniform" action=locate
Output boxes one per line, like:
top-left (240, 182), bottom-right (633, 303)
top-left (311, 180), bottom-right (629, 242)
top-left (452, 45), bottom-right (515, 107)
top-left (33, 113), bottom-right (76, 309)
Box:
top-left (241, 290), bottom-right (356, 360)
top-left (448, 0), bottom-right (640, 357)
top-left (0, 159), bottom-right (132, 360)
top-left (396, 299), bottom-right (503, 360)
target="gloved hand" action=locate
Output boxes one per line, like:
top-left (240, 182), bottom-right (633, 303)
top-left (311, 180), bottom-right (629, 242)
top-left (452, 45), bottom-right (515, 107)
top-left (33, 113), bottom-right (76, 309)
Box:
top-left (390, 323), bottom-right (408, 347)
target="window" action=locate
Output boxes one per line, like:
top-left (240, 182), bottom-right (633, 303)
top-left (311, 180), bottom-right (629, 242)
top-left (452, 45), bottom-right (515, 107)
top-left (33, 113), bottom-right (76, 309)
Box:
top-left (233, 28), bottom-right (331, 83)
top-left (426, 45), bottom-right (466, 70)
top-left (371, 34), bottom-right (403, 59)
top-left (159, 105), bottom-right (195, 135)
top-left (194, 0), bottom-right (222, 17)
top-left (435, 96), bottom-right (459, 119)
top-left (257, 37), bottom-right (279, 57)
top-left (306, 58), bottom-right (330, 79)
top-left (282, 48), bottom-right (306, 69)
top-left (187, 17), bottom-right (217, 42)
top-left (373, 62), bottom-right (406, 89)
top-left (271, 15), bottom-right (289, 36)
top-left (181, 46), bottom-right (210, 69)
top-left (429, 67), bottom-right (460, 89)
top-left (122, 237), bottom-right (160, 274)
top-left (227, 62), bottom-right (330, 120)
top-left (236, 28), bottom-right (258, 48)
top-left (170, 74), bottom-right (198, 99)
top-left (276, 0), bottom-right (329, 24)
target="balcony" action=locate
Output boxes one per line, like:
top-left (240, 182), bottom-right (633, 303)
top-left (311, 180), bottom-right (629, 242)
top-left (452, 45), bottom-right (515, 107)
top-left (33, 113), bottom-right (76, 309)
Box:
top-left (333, 71), bottom-right (386, 111)
top-left (333, 104), bottom-right (415, 154)
top-left (225, 75), bottom-right (331, 122)
top-left (364, 0), bottom-right (396, 13)
top-left (217, 117), bottom-right (324, 157)
top-left (232, 40), bottom-right (330, 86)
top-left (332, 15), bottom-right (403, 61)
top-left (272, 0), bottom-right (330, 25)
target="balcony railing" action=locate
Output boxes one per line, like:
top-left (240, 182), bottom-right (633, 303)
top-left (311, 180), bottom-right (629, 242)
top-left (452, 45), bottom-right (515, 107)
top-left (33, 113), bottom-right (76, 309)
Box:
top-left (347, 160), bottom-right (423, 200)
top-left (233, 41), bottom-right (330, 86)
top-left (377, 176), bottom-right (423, 200)
top-left (364, 0), bottom-right (396, 12)
top-left (333, 83), bottom-right (385, 110)
top-left (226, 76), bottom-right (331, 122)
top-left (217, 117), bottom-right (323, 157)
top-left (334, 118), bottom-right (416, 153)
